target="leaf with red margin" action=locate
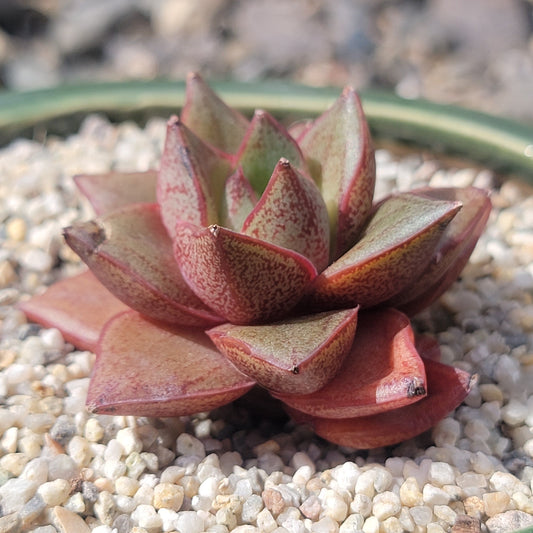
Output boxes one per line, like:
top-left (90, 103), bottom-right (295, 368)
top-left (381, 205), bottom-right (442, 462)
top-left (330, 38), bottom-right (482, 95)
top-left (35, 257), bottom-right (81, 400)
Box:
top-left (220, 167), bottom-right (258, 232)
top-left (173, 222), bottom-right (317, 324)
top-left (207, 308), bottom-right (358, 395)
top-left (287, 357), bottom-right (474, 449)
top-left (18, 270), bottom-right (128, 352)
top-left (180, 72), bottom-right (249, 154)
top-left (63, 204), bottom-right (223, 327)
top-left (308, 192), bottom-right (462, 309)
top-left (157, 116), bottom-right (232, 239)
top-left (387, 187), bottom-right (492, 315)
top-left (74, 170), bottom-right (157, 215)
top-left (297, 87), bottom-right (376, 259)
top-left (242, 159), bottom-right (330, 272)
top-left (235, 110), bottom-right (308, 195)
top-left (274, 308), bottom-right (426, 417)
top-left (87, 311), bottom-right (255, 417)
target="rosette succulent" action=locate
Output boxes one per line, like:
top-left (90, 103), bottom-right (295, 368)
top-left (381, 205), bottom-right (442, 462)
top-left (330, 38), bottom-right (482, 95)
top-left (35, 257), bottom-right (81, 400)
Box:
top-left (21, 74), bottom-right (492, 448)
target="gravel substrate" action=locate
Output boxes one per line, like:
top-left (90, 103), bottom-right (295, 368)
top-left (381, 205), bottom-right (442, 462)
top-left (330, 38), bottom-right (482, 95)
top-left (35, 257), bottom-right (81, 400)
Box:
top-left (1, 115), bottom-right (533, 533)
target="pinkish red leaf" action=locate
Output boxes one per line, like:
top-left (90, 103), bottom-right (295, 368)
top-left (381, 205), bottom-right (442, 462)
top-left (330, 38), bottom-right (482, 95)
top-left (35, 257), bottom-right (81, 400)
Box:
top-left (274, 308), bottom-right (426, 417)
top-left (235, 110), bottom-right (308, 195)
top-left (207, 307), bottom-right (358, 394)
top-left (180, 73), bottom-right (250, 154)
top-left (242, 159), bottom-right (330, 271)
top-left (288, 357), bottom-right (474, 449)
top-left (87, 311), bottom-right (255, 417)
top-left (63, 203), bottom-right (223, 327)
top-left (74, 170), bottom-right (157, 215)
top-left (297, 87), bottom-right (375, 259)
top-left (387, 187), bottom-right (492, 315)
top-left (220, 167), bottom-right (258, 232)
top-left (173, 222), bottom-right (317, 324)
top-left (157, 116), bottom-right (231, 239)
top-left (308, 192), bottom-right (462, 309)
top-left (18, 270), bottom-right (128, 352)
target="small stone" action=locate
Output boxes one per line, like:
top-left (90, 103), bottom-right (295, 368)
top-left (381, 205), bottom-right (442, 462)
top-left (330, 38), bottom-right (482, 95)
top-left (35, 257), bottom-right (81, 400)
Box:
top-left (299, 494), bottom-right (322, 520)
top-left (116, 427), bottom-right (143, 455)
top-left (434, 504), bottom-right (457, 525)
top-left (485, 510), bottom-right (533, 533)
top-left (94, 490), bottom-right (117, 526)
top-left (501, 399), bottom-right (528, 426)
top-left (428, 462), bottom-right (456, 486)
top-left (0, 452), bottom-right (30, 477)
top-left (115, 476), bottom-right (140, 497)
top-left (20, 494), bottom-right (47, 528)
top-left (176, 433), bottom-right (206, 458)
top-left (175, 510), bottom-right (205, 533)
top-left (262, 488), bottom-right (286, 515)
top-left (84, 418), bottom-right (104, 442)
top-left (423, 484), bottom-right (451, 505)
top-left (67, 435), bottom-right (91, 466)
top-left (483, 491), bottom-right (511, 517)
top-left (0, 478), bottom-right (37, 514)
top-left (339, 513), bottom-right (364, 533)
top-left (0, 512), bottom-right (21, 533)
top-left (37, 479), bottom-right (71, 506)
top-left (153, 482), bottom-right (185, 511)
top-left (381, 516), bottom-right (404, 533)
top-left (451, 514), bottom-right (481, 533)
top-left (489, 471), bottom-right (525, 495)
top-left (52, 506), bottom-right (91, 532)
top-left (242, 493), bottom-right (264, 522)
top-left (463, 496), bottom-right (485, 519)
top-left (372, 491), bottom-right (401, 521)
top-left (6, 217), bottom-right (27, 241)
top-left (257, 507), bottom-right (278, 532)
top-left (399, 477), bottom-right (423, 506)
top-left (362, 515), bottom-right (379, 533)
top-left (131, 504), bottom-right (163, 529)
top-left (350, 493), bottom-right (372, 517)
top-left (410, 505), bottom-right (433, 526)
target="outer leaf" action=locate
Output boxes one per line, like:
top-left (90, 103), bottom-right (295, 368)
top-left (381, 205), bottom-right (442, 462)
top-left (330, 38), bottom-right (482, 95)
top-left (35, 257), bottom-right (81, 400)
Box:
top-left (274, 308), bottom-right (426, 417)
top-left (297, 87), bottom-right (376, 259)
top-left (180, 72), bottom-right (249, 154)
top-left (18, 270), bottom-right (128, 352)
top-left (74, 170), bottom-right (157, 215)
top-left (242, 159), bottom-right (330, 272)
top-left (388, 187), bottom-right (492, 315)
top-left (63, 203), bottom-right (223, 327)
top-left (157, 116), bottom-right (231, 240)
top-left (87, 311), bottom-right (255, 416)
top-left (220, 166), bottom-right (258, 232)
top-left (235, 110), bottom-right (307, 195)
top-left (288, 357), bottom-right (474, 449)
top-left (173, 222), bottom-right (317, 324)
top-left (308, 192), bottom-right (462, 309)
top-left (207, 308), bottom-right (358, 394)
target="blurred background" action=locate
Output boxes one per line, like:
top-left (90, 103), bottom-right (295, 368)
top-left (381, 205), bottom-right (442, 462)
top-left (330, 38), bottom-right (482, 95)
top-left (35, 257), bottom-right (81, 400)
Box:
top-left (0, 0), bottom-right (532, 120)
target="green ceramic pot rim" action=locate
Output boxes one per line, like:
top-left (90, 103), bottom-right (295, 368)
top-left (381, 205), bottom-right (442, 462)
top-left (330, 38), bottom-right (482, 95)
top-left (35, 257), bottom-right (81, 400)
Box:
top-left (0, 79), bottom-right (532, 182)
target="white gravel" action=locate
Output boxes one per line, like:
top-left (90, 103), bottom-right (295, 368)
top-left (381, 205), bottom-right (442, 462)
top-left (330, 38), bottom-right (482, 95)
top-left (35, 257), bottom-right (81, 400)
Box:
top-left (1, 115), bottom-right (533, 532)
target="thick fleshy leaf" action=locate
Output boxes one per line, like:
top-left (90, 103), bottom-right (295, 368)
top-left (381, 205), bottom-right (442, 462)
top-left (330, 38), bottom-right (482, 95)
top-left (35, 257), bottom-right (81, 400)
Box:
top-left (242, 159), bottom-right (330, 271)
top-left (387, 187), bottom-right (492, 315)
top-left (180, 72), bottom-right (249, 154)
top-left (207, 308), bottom-right (358, 394)
top-left (74, 170), bottom-right (157, 215)
top-left (173, 222), bottom-right (317, 324)
top-left (288, 357), bottom-right (474, 449)
top-left (18, 270), bottom-right (128, 352)
top-left (157, 116), bottom-right (231, 239)
top-left (220, 167), bottom-right (258, 232)
top-left (63, 203), bottom-right (223, 327)
top-left (274, 308), bottom-right (426, 417)
top-left (87, 311), bottom-right (255, 416)
top-left (235, 110), bottom-right (307, 195)
top-left (297, 87), bottom-right (376, 259)
top-left (308, 192), bottom-right (462, 309)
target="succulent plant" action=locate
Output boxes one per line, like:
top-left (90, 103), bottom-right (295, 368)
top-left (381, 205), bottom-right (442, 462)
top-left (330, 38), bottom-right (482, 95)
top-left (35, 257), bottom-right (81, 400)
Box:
top-left (21, 74), bottom-right (491, 448)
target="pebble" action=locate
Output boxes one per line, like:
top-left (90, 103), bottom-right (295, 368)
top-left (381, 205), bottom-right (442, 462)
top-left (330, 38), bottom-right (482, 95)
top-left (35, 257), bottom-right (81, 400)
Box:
top-left (37, 479), bottom-right (71, 506)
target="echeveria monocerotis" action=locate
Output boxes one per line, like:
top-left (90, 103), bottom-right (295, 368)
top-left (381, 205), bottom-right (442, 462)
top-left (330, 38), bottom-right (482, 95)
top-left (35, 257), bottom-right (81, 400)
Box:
top-left (19, 73), bottom-right (490, 448)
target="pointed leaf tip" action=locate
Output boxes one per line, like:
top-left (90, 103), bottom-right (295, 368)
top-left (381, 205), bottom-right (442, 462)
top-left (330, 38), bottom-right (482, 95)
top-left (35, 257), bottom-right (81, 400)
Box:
top-left (208, 307), bottom-right (358, 394)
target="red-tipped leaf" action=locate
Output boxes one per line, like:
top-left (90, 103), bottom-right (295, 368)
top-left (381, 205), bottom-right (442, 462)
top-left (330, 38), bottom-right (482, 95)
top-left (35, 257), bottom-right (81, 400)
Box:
top-left (63, 204), bottom-right (223, 327)
top-left (274, 308), bottom-right (426, 417)
top-left (173, 222), bottom-right (317, 324)
top-left (87, 311), bottom-right (255, 416)
top-left (220, 167), bottom-right (258, 232)
top-left (242, 159), bottom-right (330, 271)
top-left (207, 308), bottom-right (358, 394)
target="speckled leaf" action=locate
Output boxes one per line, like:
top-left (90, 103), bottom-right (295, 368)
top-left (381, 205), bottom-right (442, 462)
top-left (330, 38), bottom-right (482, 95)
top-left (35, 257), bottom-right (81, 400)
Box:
top-left (207, 307), bottom-right (358, 394)
top-left (388, 187), bottom-right (492, 315)
top-left (235, 110), bottom-right (307, 195)
top-left (308, 192), bottom-right (462, 309)
top-left (180, 72), bottom-right (250, 154)
top-left (297, 87), bottom-right (376, 259)
top-left (18, 270), bottom-right (128, 352)
top-left (220, 166), bottom-right (258, 232)
top-left (157, 116), bottom-right (231, 240)
top-left (274, 308), bottom-right (426, 417)
top-left (173, 222), bottom-right (317, 324)
top-left (74, 170), bottom-right (157, 215)
top-left (241, 159), bottom-right (330, 271)
top-left (63, 203), bottom-right (223, 327)
top-left (87, 311), bottom-right (255, 416)
top-left (288, 357), bottom-right (474, 449)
